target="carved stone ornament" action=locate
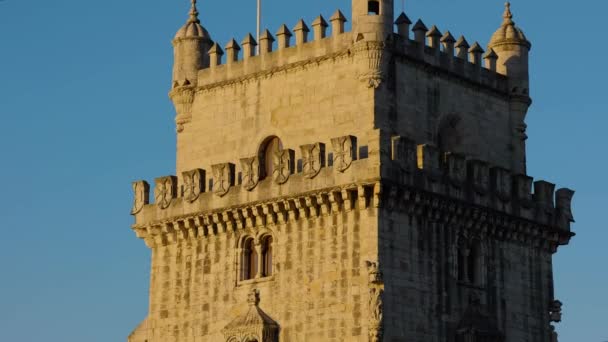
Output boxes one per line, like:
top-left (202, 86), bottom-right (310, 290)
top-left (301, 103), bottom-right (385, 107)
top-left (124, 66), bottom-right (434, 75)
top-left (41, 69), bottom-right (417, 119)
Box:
top-left (212, 163), bottom-right (235, 197)
top-left (468, 160), bottom-right (490, 194)
top-left (354, 41), bottom-right (385, 89)
top-left (444, 152), bottom-right (466, 186)
top-left (181, 168), bottom-right (205, 203)
top-left (514, 174), bottom-right (534, 204)
top-left (368, 287), bottom-right (384, 342)
top-left (154, 176), bottom-right (178, 210)
top-left (491, 167), bottom-right (512, 201)
top-left (273, 149), bottom-right (294, 185)
top-left (391, 136), bottom-right (417, 173)
top-left (130, 180), bottom-right (150, 215)
top-left (549, 300), bottom-right (563, 323)
top-left (331, 135), bottom-right (357, 172)
top-left (240, 157), bottom-right (261, 191)
top-left (300, 143), bottom-right (325, 179)
top-left (555, 189), bottom-right (575, 230)
top-left (366, 261), bottom-right (383, 284)
top-left (223, 289), bottom-right (279, 342)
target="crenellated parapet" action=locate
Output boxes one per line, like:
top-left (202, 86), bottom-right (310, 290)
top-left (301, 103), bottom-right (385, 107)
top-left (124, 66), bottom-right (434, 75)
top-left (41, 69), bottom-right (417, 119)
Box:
top-left (391, 15), bottom-right (508, 93)
top-left (131, 133), bottom-right (574, 252)
top-left (191, 10), bottom-right (352, 90)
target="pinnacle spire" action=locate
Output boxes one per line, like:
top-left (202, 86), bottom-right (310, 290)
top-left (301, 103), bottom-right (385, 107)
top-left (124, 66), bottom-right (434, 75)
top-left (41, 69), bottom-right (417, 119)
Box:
top-left (188, 0), bottom-right (200, 24)
top-left (502, 2), bottom-right (514, 26)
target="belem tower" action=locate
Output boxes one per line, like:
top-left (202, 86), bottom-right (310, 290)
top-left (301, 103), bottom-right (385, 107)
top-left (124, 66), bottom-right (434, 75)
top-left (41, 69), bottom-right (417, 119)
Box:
top-left (128, 1), bottom-right (575, 341)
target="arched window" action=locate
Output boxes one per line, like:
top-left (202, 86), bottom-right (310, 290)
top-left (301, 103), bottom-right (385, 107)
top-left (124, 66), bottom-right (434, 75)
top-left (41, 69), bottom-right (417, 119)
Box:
top-left (368, 0), bottom-right (380, 15)
top-left (242, 237), bottom-right (257, 281)
top-left (261, 235), bottom-right (273, 277)
top-left (259, 137), bottom-right (283, 179)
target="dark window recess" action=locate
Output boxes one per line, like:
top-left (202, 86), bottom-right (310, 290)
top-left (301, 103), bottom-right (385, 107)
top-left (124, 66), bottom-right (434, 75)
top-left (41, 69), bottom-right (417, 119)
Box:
top-left (368, 1), bottom-right (380, 15)
top-left (297, 159), bottom-right (303, 173)
top-left (237, 172), bottom-right (242, 185)
top-left (359, 146), bottom-right (369, 159)
top-left (328, 153), bottom-right (334, 167)
top-left (208, 179), bottom-right (214, 191)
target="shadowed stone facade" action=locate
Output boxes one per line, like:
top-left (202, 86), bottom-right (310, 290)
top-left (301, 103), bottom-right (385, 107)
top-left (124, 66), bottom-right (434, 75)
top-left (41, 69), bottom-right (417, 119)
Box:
top-left (128, 1), bottom-right (575, 341)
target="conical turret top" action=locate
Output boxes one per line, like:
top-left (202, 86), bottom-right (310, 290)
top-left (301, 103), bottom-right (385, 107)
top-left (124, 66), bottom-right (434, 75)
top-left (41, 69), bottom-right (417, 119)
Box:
top-left (174, 0), bottom-right (211, 41)
top-left (489, 2), bottom-right (530, 49)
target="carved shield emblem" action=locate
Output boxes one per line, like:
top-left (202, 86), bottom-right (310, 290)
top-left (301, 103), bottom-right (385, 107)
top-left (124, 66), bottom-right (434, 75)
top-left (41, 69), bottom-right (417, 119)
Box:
top-left (331, 135), bottom-right (356, 172)
top-left (491, 167), bottom-right (511, 201)
top-left (131, 180), bottom-right (150, 215)
top-left (182, 169), bottom-right (205, 203)
top-left (154, 176), bottom-right (177, 209)
top-left (300, 143), bottom-right (325, 179)
top-left (391, 136), bottom-right (417, 173)
top-left (240, 157), bottom-right (260, 191)
top-left (212, 163), bottom-right (235, 197)
top-left (444, 152), bottom-right (466, 185)
top-left (273, 149), bottom-right (294, 185)
top-left (468, 160), bottom-right (489, 194)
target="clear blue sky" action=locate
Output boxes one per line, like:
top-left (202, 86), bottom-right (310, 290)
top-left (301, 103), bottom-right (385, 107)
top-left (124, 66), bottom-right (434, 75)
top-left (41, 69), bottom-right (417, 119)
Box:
top-left (0, 1), bottom-right (605, 341)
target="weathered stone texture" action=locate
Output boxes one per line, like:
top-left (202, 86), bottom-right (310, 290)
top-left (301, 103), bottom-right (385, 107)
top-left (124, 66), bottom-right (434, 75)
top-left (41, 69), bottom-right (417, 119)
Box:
top-left (128, 1), bottom-right (574, 342)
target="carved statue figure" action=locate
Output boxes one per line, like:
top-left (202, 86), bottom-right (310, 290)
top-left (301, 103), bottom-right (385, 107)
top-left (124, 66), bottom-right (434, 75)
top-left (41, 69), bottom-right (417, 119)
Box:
top-left (549, 300), bottom-right (563, 323)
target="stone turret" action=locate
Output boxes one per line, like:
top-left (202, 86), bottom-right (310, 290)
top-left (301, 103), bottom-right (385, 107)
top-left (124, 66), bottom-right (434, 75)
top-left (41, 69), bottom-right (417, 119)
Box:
top-left (170, 0), bottom-right (213, 133)
top-left (488, 2), bottom-right (532, 173)
top-left (171, 0), bottom-right (213, 88)
top-left (352, 0), bottom-right (394, 41)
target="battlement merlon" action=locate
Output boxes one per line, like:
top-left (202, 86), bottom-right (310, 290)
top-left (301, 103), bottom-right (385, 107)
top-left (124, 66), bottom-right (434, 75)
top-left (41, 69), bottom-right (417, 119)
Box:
top-left (130, 132), bottom-right (574, 252)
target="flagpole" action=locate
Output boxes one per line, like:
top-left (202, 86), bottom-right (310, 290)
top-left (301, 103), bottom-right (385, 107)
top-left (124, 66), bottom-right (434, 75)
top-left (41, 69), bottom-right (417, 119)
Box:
top-left (257, 0), bottom-right (261, 53)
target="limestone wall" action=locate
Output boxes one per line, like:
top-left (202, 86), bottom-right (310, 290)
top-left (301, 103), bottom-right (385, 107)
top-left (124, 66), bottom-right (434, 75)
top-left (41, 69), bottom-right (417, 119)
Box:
top-left (131, 206), bottom-right (379, 342)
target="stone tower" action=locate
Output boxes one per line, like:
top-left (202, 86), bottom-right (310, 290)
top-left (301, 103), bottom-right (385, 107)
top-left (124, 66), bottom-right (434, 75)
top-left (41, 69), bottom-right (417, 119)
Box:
top-left (128, 2), bottom-right (575, 342)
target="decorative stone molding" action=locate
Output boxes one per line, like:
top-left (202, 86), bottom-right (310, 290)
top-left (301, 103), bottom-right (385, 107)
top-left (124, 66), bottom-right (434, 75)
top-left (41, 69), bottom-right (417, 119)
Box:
top-left (367, 261), bottom-right (384, 342)
top-left (223, 289), bottom-right (279, 342)
top-left (182, 168), bottom-right (205, 203)
top-left (272, 149), bottom-right (294, 185)
top-left (331, 135), bottom-right (357, 172)
top-left (154, 176), bottom-right (178, 210)
top-left (212, 163), bottom-right (235, 197)
top-left (354, 41), bottom-right (386, 89)
top-left (130, 181), bottom-right (150, 215)
top-left (240, 157), bottom-right (261, 191)
top-left (169, 86), bottom-right (195, 133)
top-left (300, 143), bottom-right (325, 179)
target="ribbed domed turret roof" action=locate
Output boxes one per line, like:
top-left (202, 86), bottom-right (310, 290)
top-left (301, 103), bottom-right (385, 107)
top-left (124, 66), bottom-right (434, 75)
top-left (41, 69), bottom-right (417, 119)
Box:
top-left (174, 0), bottom-right (211, 41)
top-left (489, 2), bottom-right (530, 49)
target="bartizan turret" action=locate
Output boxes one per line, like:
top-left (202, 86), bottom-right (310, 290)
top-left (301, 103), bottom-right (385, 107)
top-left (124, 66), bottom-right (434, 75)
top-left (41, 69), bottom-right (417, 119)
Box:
top-left (488, 2), bottom-right (532, 173)
top-left (352, 0), bottom-right (394, 88)
top-left (170, 0), bottom-right (213, 132)
top-left (352, 0), bottom-right (394, 42)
